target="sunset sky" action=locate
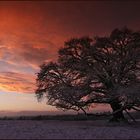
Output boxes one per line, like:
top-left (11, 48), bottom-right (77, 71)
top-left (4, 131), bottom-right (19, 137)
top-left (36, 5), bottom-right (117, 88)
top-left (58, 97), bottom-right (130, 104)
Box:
top-left (0, 1), bottom-right (140, 114)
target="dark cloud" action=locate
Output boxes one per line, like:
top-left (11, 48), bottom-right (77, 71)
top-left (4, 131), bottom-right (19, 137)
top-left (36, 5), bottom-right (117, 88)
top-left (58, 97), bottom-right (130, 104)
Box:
top-left (20, 43), bottom-right (57, 66)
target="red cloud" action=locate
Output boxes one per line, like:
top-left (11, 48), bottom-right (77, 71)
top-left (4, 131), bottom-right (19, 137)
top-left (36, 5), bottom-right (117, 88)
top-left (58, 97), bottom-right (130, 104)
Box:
top-left (0, 72), bottom-right (35, 93)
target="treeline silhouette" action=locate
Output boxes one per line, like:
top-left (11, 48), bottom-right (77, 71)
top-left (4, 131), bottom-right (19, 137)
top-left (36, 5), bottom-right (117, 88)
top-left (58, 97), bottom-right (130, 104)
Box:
top-left (0, 112), bottom-right (111, 121)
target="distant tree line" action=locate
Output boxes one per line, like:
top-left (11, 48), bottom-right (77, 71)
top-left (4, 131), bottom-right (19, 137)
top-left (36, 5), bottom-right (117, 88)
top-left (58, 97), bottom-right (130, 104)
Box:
top-left (36, 27), bottom-right (140, 122)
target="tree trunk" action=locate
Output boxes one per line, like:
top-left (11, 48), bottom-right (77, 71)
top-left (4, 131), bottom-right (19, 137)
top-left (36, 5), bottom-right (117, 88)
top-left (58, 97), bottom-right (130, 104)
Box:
top-left (109, 98), bottom-right (126, 122)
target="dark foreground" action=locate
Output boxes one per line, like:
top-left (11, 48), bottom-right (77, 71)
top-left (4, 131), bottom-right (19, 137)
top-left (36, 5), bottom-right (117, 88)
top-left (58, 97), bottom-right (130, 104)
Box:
top-left (0, 120), bottom-right (139, 139)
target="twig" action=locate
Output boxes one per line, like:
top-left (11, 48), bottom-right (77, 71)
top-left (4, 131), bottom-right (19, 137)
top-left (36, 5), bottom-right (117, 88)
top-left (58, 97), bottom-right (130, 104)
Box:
top-left (125, 109), bottom-right (136, 123)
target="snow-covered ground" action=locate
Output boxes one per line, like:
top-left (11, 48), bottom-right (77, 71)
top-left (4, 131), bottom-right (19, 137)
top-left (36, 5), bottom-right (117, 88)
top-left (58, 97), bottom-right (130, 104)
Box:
top-left (0, 120), bottom-right (139, 139)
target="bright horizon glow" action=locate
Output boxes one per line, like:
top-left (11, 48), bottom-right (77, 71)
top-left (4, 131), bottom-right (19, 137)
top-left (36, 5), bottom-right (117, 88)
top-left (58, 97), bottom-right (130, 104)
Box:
top-left (0, 91), bottom-right (111, 115)
top-left (0, 91), bottom-right (50, 112)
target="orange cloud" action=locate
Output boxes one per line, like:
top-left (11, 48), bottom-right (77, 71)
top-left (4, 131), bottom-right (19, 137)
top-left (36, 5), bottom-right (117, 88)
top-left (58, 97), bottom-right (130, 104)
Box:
top-left (0, 4), bottom-right (61, 93)
top-left (0, 72), bottom-right (35, 93)
top-left (0, 43), bottom-right (57, 68)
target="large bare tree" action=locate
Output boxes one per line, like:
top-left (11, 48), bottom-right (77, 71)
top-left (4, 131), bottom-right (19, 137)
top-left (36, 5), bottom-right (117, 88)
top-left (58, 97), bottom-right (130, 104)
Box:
top-left (36, 27), bottom-right (140, 121)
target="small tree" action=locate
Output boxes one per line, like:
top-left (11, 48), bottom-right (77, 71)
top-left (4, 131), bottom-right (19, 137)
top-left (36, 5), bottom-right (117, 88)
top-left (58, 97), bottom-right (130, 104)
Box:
top-left (36, 27), bottom-right (140, 121)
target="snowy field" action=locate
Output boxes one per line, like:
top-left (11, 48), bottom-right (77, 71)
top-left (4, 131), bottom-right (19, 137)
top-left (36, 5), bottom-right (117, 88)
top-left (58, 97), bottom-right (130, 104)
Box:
top-left (0, 120), bottom-right (140, 139)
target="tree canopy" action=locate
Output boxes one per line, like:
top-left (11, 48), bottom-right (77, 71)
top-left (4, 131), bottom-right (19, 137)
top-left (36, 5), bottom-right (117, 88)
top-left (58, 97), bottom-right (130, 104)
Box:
top-left (36, 27), bottom-right (140, 121)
